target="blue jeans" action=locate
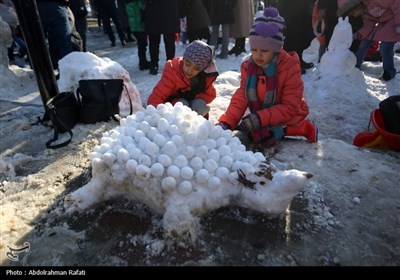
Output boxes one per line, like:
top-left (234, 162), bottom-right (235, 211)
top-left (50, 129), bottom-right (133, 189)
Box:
top-left (37, 1), bottom-right (73, 63)
top-left (356, 39), bottom-right (396, 78)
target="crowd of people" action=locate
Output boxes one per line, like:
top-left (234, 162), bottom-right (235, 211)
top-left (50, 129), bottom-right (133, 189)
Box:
top-left (1, 0), bottom-right (399, 150)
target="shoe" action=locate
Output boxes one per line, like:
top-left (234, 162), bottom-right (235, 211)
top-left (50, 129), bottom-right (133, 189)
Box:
top-left (301, 61), bottom-right (314, 69)
top-left (286, 119), bottom-right (318, 143)
top-left (216, 53), bottom-right (228, 59)
top-left (234, 47), bottom-right (246, 56)
top-left (139, 60), bottom-right (151, 70)
top-left (121, 40), bottom-right (127, 46)
top-left (228, 46), bottom-right (237, 55)
top-left (111, 41), bottom-right (116, 47)
top-left (379, 71), bottom-right (394, 81)
top-left (149, 66), bottom-right (158, 75)
top-left (301, 67), bottom-right (306, 75)
top-left (396, 49), bottom-right (400, 54)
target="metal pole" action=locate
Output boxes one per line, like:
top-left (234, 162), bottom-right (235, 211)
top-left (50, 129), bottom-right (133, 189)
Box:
top-left (13, 0), bottom-right (59, 109)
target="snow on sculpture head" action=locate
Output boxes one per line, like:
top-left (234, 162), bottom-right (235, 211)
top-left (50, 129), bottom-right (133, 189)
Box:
top-left (328, 17), bottom-right (353, 52)
top-left (65, 102), bottom-right (312, 243)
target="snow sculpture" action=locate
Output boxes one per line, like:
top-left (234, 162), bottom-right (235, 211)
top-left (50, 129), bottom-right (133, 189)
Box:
top-left (57, 52), bottom-right (143, 116)
top-left (319, 17), bottom-right (356, 78)
top-left (65, 103), bottom-right (312, 242)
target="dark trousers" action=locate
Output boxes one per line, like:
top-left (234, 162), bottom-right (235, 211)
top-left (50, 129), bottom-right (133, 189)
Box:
top-left (148, 33), bottom-right (176, 67)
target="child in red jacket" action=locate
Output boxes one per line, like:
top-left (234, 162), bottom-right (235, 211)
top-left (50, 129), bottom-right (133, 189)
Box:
top-left (147, 40), bottom-right (218, 117)
top-left (218, 7), bottom-right (318, 148)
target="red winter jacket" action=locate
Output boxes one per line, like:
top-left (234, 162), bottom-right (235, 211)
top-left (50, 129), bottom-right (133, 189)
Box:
top-left (147, 57), bottom-right (218, 107)
top-left (219, 49), bottom-right (309, 130)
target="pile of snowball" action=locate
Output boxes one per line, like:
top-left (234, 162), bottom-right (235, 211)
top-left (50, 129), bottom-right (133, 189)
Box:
top-left (65, 102), bottom-right (312, 241)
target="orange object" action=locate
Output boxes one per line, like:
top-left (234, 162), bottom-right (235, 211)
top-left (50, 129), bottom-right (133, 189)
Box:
top-left (353, 109), bottom-right (400, 151)
top-left (371, 109), bottom-right (400, 151)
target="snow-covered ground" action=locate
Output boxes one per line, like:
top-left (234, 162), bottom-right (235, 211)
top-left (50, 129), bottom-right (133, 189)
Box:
top-left (1, 20), bottom-right (399, 266)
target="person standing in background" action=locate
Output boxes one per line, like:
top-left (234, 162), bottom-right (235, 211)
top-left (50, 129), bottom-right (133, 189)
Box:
top-left (36, 0), bottom-right (74, 69)
top-left (125, 0), bottom-right (150, 70)
top-left (143, 0), bottom-right (180, 75)
top-left (276, 0), bottom-right (315, 74)
top-left (69, 0), bottom-right (88, 51)
top-left (93, 0), bottom-right (127, 47)
top-left (203, 0), bottom-right (237, 59)
top-left (179, 0), bottom-right (211, 44)
top-left (228, 0), bottom-right (254, 56)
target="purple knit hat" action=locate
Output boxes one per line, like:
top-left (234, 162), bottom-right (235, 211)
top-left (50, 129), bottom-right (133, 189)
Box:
top-left (183, 40), bottom-right (213, 72)
top-left (249, 7), bottom-right (285, 52)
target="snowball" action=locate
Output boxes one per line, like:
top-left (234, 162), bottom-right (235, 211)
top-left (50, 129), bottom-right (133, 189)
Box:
top-left (150, 162), bottom-right (164, 177)
top-left (168, 124), bottom-right (180, 136)
top-left (195, 145), bottom-right (208, 159)
top-left (126, 159), bottom-right (138, 175)
top-left (174, 155), bottom-right (188, 168)
top-left (157, 154), bottom-right (172, 167)
top-left (157, 118), bottom-right (169, 132)
top-left (145, 141), bottom-right (160, 156)
top-left (103, 152), bottom-right (117, 167)
top-left (207, 149), bottom-right (220, 162)
top-left (147, 127), bottom-right (159, 141)
top-left (153, 133), bottom-right (167, 147)
top-left (190, 157), bottom-right (203, 170)
top-left (90, 152), bottom-right (102, 161)
top-left (184, 132), bottom-right (198, 145)
top-left (162, 141), bottom-right (177, 156)
top-left (92, 158), bottom-right (106, 173)
top-left (216, 137), bottom-right (228, 147)
top-left (177, 180), bottom-right (193, 196)
top-left (179, 120), bottom-right (192, 133)
top-left (205, 139), bottom-right (217, 150)
top-left (171, 135), bottom-right (184, 146)
top-left (138, 137), bottom-right (151, 151)
top-left (133, 130), bottom-right (145, 142)
top-left (182, 146), bottom-right (195, 159)
top-left (136, 165), bottom-right (150, 180)
top-left (167, 165), bottom-right (180, 178)
top-left (140, 121), bottom-right (151, 133)
top-left (138, 154), bottom-right (151, 167)
top-left (204, 159), bottom-right (218, 173)
top-left (208, 177), bottom-right (221, 191)
top-left (161, 177), bottom-right (176, 191)
top-left (218, 145), bottom-right (231, 157)
top-left (215, 167), bottom-right (229, 179)
top-left (220, 155), bottom-right (233, 168)
top-left (129, 147), bottom-right (142, 160)
top-left (117, 148), bottom-right (130, 162)
top-left (197, 123), bottom-right (210, 140)
top-left (209, 125), bottom-right (223, 139)
top-left (196, 169), bottom-right (209, 184)
top-left (180, 166), bottom-right (194, 180)
top-left (134, 111), bottom-right (145, 122)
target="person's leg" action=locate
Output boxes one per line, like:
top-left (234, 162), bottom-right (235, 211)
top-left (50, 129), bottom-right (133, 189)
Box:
top-left (148, 33), bottom-right (161, 75)
top-left (210, 25), bottom-right (219, 49)
top-left (355, 39), bottom-right (373, 68)
top-left (134, 32), bottom-right (150, 70)
top-left (217, 24), bottom-right (229, 59)
top-left (163, 33), bottom-right (176, 61)
top-left (379, 41), bottom-right (396, 80)
top-left (190, 98), bottom-right (210, 117)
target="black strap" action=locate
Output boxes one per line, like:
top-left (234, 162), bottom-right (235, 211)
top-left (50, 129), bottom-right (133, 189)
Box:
top-left (111, 84), bottom-right (133, 122)
top-left (45, 107), bottom-right (74, 149)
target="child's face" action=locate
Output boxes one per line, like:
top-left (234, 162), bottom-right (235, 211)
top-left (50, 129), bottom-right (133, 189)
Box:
top-left (250, 49), bottom-right (275, 67)
top-left (183, 58), bottom-right (201, 79)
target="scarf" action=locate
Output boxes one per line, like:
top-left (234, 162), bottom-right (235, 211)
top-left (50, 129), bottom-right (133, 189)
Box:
top-left (244, 56), bottom-right (284, 145)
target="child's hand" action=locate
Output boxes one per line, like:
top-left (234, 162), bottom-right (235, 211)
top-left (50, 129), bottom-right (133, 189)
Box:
top-left (238, 113), bottom-right (261, 134)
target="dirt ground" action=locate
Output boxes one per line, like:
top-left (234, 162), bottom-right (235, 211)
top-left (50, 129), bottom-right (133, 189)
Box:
top-left (1, 27), bottom-right (399, 267)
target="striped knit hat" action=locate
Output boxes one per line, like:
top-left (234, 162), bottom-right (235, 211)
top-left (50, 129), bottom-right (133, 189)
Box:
top-left (183, 40), bottom-right (213, 72)
top-left (249, 7), bottom-right (285, 52)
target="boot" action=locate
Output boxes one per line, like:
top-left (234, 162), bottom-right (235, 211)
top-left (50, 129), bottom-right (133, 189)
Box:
top-left (286, 119), bottom-right (318, 143)
top-left (149, 64), bottom-right (158, 75)
top-left (139, 59), bottom-right (151, 70)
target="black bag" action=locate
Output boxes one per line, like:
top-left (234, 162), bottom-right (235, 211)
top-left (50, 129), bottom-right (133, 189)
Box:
top-left (45, 91), bottom-right (80, 149)
top-left (76, 79), bottom-right (125, 124)
top-left (379, 95), bottom-right (400, 135)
